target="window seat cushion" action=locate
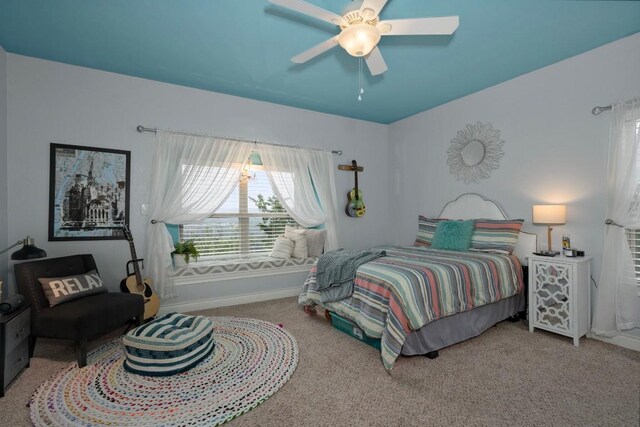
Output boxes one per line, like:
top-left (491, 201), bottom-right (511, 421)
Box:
top-left (173, 256), bottom-right (317, 278)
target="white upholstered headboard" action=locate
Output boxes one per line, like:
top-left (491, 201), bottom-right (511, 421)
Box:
top-left (438, 193), bottom-right (537, 265)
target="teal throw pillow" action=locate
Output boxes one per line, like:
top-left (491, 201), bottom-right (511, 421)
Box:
top-left (431, 220), bottom-right (475, 251)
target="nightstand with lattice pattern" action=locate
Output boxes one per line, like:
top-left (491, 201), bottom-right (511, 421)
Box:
top-left (528, 254), bottom-right (592, 346)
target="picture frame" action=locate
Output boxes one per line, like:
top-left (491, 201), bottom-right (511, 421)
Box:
top-left (48, 143), bottom-right (131, 241)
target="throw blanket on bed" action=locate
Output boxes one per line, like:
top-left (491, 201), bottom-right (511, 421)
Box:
top-left (300, 246), bottom-right (523, 371)
top-left (316, 249), bottom-right (387, 303)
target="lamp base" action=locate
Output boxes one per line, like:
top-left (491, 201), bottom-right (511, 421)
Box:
top-left (534, 250), bottom-right (560, 257)
top-left (547, 225), bottom-right (555, 253)
top-left (0, 294), bottom-right (25, 314)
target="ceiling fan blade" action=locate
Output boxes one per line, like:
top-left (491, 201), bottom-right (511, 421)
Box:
top-left (269, 0), bottom-right (345, 26)
top-left (360, 0), bottom-right (389, 18)
top-left (379, 16), bottom-right (459, 36)
top-left (364, 46), bottom-right (388, 76)
top-left (291, 37), bottom-right (339, 63)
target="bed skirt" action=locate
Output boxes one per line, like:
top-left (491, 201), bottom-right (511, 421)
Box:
top-left (400, 293), bottom-right (525, 356)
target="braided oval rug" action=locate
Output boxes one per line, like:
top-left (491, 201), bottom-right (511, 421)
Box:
top-left (29, 317), bottom-right (299, 427)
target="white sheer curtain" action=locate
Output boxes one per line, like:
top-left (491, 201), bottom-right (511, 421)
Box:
top-left (145, 132), bottom-right (254, 299)
top-left (592, 98), bottom-right (640, 336)
top-left (258, 145), bottom-right (339, 251)
top-left (307, 150), bottom-right (340, 251)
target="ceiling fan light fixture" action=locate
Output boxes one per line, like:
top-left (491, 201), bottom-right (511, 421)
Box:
top-left (338, 23), bottom-right (381, 57)
top-left (270, 0), bottom-right (460, 76)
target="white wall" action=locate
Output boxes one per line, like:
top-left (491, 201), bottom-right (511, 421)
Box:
top-left (389, 33), bottom-right (640, 285)
top-left (6, 33), bottom-right (640, 310)
top-left (5, 54), bottom-right (391, 304)
top-left (0, 45), bottom-right (8, 289)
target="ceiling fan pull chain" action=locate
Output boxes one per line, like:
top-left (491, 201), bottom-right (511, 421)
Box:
top-left (358, 57), bottom-right (364, 101)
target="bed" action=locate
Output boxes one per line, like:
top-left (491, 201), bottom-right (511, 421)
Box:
top-left (299, 193), bottom-right (537, 371)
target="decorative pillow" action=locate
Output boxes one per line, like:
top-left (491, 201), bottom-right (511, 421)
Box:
top-left (305, 228), bottom-right (327, 258)
top-left (512, 230), bottom-right (537, 264)
top-left (470, 219), bottom-right (525, 254)
top-left (431, 220), bottom-right (475, 251)
top-left (284, 226), bottom-right (308, 258)
top-left (271, 236), bottom-right (295, 259)
top-left (38, 270), bottom-right (107, 307)
top-left (415, 216), bottom-right (448, 247)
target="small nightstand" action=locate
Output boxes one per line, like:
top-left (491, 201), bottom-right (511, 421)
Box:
top-left (0, 304), bottom-right (30, 397)
top-left (528, 254), bottom-right (592, 346)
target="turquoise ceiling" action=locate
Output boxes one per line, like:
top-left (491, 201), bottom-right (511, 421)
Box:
top-left (1, 1), bottom-right (639, 124)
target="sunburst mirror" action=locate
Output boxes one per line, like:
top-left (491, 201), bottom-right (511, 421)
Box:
top-left (447, 122), bottom-right (504, 184)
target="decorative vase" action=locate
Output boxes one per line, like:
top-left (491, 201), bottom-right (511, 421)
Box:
top-left (173, 255), bottom-right (188, 268)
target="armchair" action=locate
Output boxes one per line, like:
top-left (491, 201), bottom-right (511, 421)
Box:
top-left (14, 254), bottom-right (144, 367)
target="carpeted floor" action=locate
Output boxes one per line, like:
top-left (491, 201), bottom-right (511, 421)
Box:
top-left (1, 297), bottom-right (639, 426)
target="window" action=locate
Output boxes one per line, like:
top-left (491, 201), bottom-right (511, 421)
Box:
top-left (180, 163), bottom-right (299, 261)
top-left (626, 118), bottom-right (640, 283)
top-left (628, 228), bottom-right (640, 282)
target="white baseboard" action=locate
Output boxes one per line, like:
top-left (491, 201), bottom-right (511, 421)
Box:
top-left (158, 286), bottom-right (300, 315)
top-left (590, 332), bottom-right (640, 352)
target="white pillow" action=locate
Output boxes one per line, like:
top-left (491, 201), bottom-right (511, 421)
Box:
top-left (284, 226), bottom-right (308, 258)
top-left (305, 228), bottom-right (326, 258)
top-left (271, 236), bottom-right (294, 259)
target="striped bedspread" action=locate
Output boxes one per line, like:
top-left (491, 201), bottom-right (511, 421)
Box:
top-left (299, 246), bottom-right (523, 370)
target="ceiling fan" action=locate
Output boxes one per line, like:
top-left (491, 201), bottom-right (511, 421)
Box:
top-left (269, 0), bottom-right (459, 76)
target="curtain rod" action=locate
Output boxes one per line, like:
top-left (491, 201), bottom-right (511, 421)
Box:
top-left (592, 105), bottom-right (612, 115)
top-left (136, 125), bottom-right (343, 156)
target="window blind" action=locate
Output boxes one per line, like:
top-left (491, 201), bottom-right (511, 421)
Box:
top-left (181, 168), bottom-right (298, 260)
top-left (627, 119), bottom-right (640, 284)
top-left (627, 228), bottom-right (640, 282)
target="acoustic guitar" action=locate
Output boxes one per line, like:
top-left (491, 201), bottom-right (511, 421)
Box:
top-left (345, 160), bottom-right (365, 217)
top-left (120, 226), bottom-right (160, 321)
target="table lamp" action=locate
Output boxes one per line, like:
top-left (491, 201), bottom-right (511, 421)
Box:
top-left (532, 205), bottom-right (566, 255)
top-left (0, 236), bottom-right (46, 312)
top-left (0, 236), bottom-right (47, 260)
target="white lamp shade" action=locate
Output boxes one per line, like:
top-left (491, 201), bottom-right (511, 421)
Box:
top-left (532, 205), bottom-right (566, 225)
top-left (338, 24), bottom-right (381, 57)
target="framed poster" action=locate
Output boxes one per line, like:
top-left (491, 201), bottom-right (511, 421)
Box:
top-left (49, 143), bottom-right (131, 241)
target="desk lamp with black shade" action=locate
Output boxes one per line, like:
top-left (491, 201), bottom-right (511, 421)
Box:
top-left (0, 237), bottom-right (47, 313)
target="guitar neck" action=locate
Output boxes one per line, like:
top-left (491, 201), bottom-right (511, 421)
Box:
top-left (354, 171), bottom-right (359, 200)
top-left (127, 237), bottom-right (143, 285)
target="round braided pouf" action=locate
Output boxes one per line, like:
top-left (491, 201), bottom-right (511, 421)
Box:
top-left (30, 317), bottom-right (299, 427)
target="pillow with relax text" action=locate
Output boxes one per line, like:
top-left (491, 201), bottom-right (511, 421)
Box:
top-left (431, 220), bottom-right (475, 251)
top-left (38, 270), bottom-right (107, 307)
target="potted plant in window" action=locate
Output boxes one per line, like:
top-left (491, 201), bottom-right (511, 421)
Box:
top-left (172, 240), bottom-right (200, 267)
